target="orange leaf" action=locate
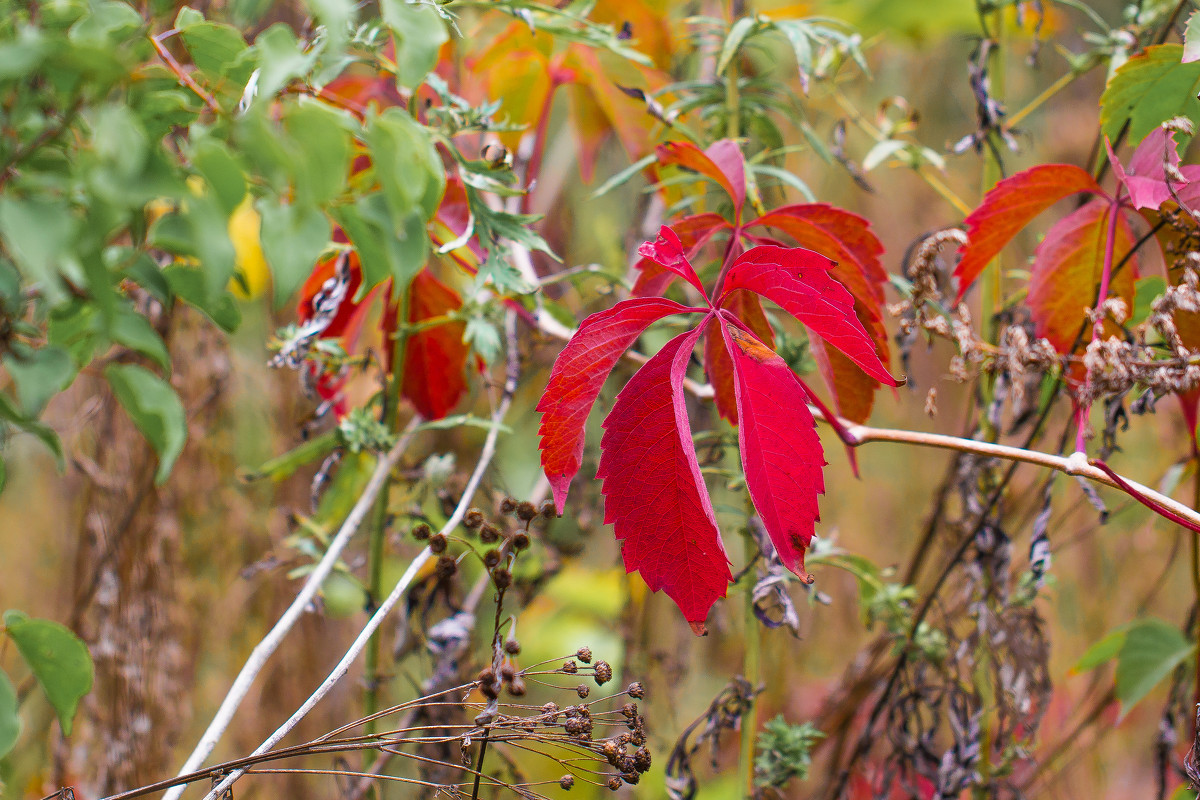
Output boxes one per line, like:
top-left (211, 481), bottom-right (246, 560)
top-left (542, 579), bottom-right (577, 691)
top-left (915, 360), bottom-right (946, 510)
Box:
top-left (397, 269), bottom-right (470, 420)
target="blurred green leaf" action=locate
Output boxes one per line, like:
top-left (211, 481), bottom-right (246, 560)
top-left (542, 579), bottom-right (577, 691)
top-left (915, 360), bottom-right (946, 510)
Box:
top-left (0, 197), bottom-right (79, 306)
top-left (1072, 627), bottom-right (1127, 673)
top-left (380, 0), bottom-right (448, 89)
top-left (1115, 617), bottom-right (1195, 716)
top-left (366, 109), bottom-right (446, 222)
top-left (104, 363), bottom-right (187, 485)
top-left (2, 345), bottom-right (76, 416)
top-left (0, 669), bottom-right (19, 758)
top-left (190, 139), bottom-right (247, 215)
top-left (111, 308), bottom-right (171, 372)
top-left (0, 393), bottom-right (64, 467)
top-left (2, 611), bottom-right (94, 736)
top-left (254, 23), bottom-right (317, 99)
top-left (259, 199), bottom-right (330, 307)
top-left (181, 21), bottom-right (249, 82)
top-left (282, 103), bottom-right (353, 208)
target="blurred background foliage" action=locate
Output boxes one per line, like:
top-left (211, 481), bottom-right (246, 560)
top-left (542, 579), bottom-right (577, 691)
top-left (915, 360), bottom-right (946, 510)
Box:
top-left (2, 0), bottom-right (1199, 799)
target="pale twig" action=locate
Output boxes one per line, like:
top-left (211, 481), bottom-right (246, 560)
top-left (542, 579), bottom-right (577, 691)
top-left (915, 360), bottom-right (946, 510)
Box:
top-left (159, 417), bottom-right (423, 800)
top-left (200, 312), bottom-right (521, 800)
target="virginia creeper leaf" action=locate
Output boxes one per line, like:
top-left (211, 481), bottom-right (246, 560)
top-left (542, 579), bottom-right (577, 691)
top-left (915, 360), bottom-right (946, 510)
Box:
top-left (721, 245), bottom-right (896, 386)
top-left (719, 316), bottom-right (825, 580)
top-left (705, 289), bottom-right (773, 423)
top-left (596, 324), bottom-right (731, 632)
top-left (955, 164), bottom-right (1105, 302)
top-left (656, 139), bottom-right (746, 215)
top-left (1100, 45), bottom-right (1200, 147)
top-left (637, 226), bottom-right (711, 301)
top-left (536, 297), bottom-right (705, 512)
top-left (632, 213), bottom-right (730, 297)
top-left (1028, 199), bottom-right (1139, 354)
top-left (1106, 127), bottom-right (1200, 211)
top-left (398, 269), bottom-right (468, 420)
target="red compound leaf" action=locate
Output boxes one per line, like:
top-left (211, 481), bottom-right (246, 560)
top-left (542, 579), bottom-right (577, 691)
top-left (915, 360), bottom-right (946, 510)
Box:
top-left (597, 323), bottom-right (731, 633)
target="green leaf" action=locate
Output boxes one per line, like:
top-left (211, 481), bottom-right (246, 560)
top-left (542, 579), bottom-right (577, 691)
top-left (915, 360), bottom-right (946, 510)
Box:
top-left (0, 669), bottom-right (18, 758)
top-left (259, 199), bottom-right (329, 307)
top-left (110, 308), bottom-right (171, 372)
top-left (1100, 44), bottom-right (1200, 146)
top-left (282, 103), bottom-right (353, 208)
top-left (380, 0), bottom-right (449, 89)
top-left (2, 345), bottom-right (76, 416)
top-left (365, 109), bottom-right (445, 222)
top-left (1184, 10), bottom-right (1200, 64)
top-left (1072, 627), bottom-right (1127, 673)
top-left (332, 194), bottom-right (428, 291)
top-left (0, 197), bottom-right (79, 306)
top-left (103, 363), bottom-right (187, 485)
top-left (3, 612), bottom-right (93, 736)
top-left (163, 264), bottom-right (241, 332)
top-left (254, 23), bottom-right (317, 99)
top-left (1115, 617), bottom-right (1196, 716)
top-left (591, 153), bottom-right (655, 199)
top-left (717, 15), bottom-right (761, 76)
top-left (304, 0), bottom-right (355, 61)
top-left (0, 393), bottom-right (64, 468)
top-left (190, 139), bottom-right (247, 215)
top-left (1132, 276), bottom-right (1167, 327)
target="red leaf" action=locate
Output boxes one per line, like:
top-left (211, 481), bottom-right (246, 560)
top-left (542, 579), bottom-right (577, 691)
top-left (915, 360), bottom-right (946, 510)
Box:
top-left (395, 269), bottom-right (469, 420)
top-left (721, 245), bottom-right (897, 386)
top-left (596, 324), bottom-right (731, 632)
top-left (705, 290), bottom-right (773, 423)
top-left (656, 139), bottom-right (746, 215)
top-left (536, 297), bottom-right (705, 512)
top-left (808, 335), bottom-right (882, 424)
top-left (955, 164), bottom-right (1106, 302)
top-left (631, 213), bottom-right (730, 297)
top-left (1028, 199), bottom-right (1139, 354)
top-left (719, 315), bottom-right (825, 580)
top-left (636, 226), bottom-right (712, 302)
top-left (1107, 128), bottom-right (1200, 211)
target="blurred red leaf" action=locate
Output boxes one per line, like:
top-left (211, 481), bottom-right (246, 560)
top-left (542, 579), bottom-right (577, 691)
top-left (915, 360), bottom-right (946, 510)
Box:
top-left (955, 164), bottom-right (1105, 302)
top-left (1107, 127), bottom-right (1200, 210)
top-left (536, 296), bottom-right (706, 512)
top-left (1028, 199), bottom-right (1139, 354)
top-left (719, 316), bottom-right (825, 581)
top-left (393, 269), bottom-right (469, 420)
top-left (596, 324), bottom-right (731, 632)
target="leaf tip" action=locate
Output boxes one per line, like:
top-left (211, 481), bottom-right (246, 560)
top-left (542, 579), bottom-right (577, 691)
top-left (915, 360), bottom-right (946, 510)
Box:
top-left (687, 620), bottom-right (709, 636)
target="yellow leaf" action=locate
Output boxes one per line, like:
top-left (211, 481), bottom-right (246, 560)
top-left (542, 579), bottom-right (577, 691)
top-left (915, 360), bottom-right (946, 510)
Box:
top-left (228, 196), bottom-right (270, 300)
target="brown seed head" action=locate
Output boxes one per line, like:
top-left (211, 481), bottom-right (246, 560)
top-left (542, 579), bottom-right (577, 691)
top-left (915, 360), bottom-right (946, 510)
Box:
top-left (435, 555), bottom-right (457, 578)
top-left (491, 568), bottom-right (512, 590)
top-left (479, 524), bottom-right (501, 544)
top-left (576, 684), bottom-right (590, 699)
top-left (411, 523), bottom-right (431, 540)
top-left (607, 777), bottom-right (622, 791)
top-left (634, 747), bottom-right (651, 772)
top-left (504, 638), bottom-right (521, 655)
top-left (508, 676), bottom-right (526, 696)
top-left (516, 501), bottom-right (538, 521)
top-left (559, 775), bottom-right (575, 790)
top-left (562, 660), bottom-right (578, 674)
top-left (540, 500), bottom-right (558, 519)
top-left (483, 549), bottom-right (501, 568)
top-left (499, 497), bottom-right (517, 514)
top-left (511, 531), bottom-right (531, 551)
top-left (594, 660), bottom-right (612, 685)
top-left (626, 681), bottom-right (645, 699)
top-left (429, 533), bottom-right (447, 553)
top-left (576, 646), bottom-right (593, 663)
top-left (463, 509), bottom-right (484, 529)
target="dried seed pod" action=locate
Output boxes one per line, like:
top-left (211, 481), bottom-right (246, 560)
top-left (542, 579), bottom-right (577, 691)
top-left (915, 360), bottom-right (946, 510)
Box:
top-left (621, 771), bottom-right (640, 785)
top-left (508, 675), bottom-right (527, 696)
top-left (435, 555), bottom-right (457, 578)
top-left (626, 681), bottom-right (645, 699)
top-left (499, 497), bottom-right (517, 515)
top-left (411, 522), bottom-right (431, 540)
top-left (479, 524), bottom-right (502, 544)
top-left (576, 684), bottom-right (590, 699)
top-left (483, 549), bottom-right (501, 568)
top-left (607, 777), bottom-right (622, 791)
top-left (602, 740), bottom-right (620, 765)
top-left (476, 667), bottom-right (499, 700)
top-left (562, 660), bottom-right (578, 674)
top-left (594, 660), bottom-right (613, 685)
top-left (504, 637), bottom-right (521, 655)
top-left (516, 501), bottom-right (538, 521)
top-left (429, 533), bottom-right (448, 554)
top-left (511, 531), bottom-right (531, 551)
top-left (500, 663), bottom-right (516, 681)
top-left (620, 757), bottom-right (636, 774)
top-left (559, 775), bottom-right (575, 790)
top-left (634, 747), bottom-right (651, 772)
top-left (464, 508), bottom-right (485, 529)
top-left (565, 718), bottom-right (584, 735)
top-left (576, 646), bottom-right (593, 663)
top-left (541, 702), bottom-right (560, 723)
top-left (621, 703), bottom-right (637, 720)
top-left (540, 500), bottom-right (558, 519)
top-left (491, 568), bottom-right (512, 590)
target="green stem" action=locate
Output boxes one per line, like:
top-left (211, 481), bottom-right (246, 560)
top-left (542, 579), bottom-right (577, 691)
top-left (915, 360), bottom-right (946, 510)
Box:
top-left (979, 9), bottom-right (1007, 345)
top-left (739, 529), bottom-right (760, 797)
top-left (724, 21), bottom-right (739, 140)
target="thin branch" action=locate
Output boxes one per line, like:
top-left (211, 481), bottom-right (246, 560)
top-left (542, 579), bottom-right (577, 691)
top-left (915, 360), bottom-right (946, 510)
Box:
top-left (148, 31), bottom-right (221, 115)
top-left (157, 416), bottom-right (423, 800)
top-left (199, 311), bottom-right (522, 800)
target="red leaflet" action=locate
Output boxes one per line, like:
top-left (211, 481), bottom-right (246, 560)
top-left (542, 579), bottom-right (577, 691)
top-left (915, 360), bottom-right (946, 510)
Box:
top-left (536, 296), bottom-right (706, 512)
top-left (1107, 128), bottom-right (1200, 211)
top-left (395, 269), bottom-right (470, 420)
top-left (636, 226), bottom-right (711, 301)
top-left (719, 315), bottom-right (825, 580)
top-left (705, 289), bottom-right (773, 423)
top-left (956, 164), bottom-right (1105, 302)
top-left (1028, 200), bottom-right (1139, 354)
top-left (723, 245), bottom-right (896, 386)
top-left (656, 139), bottom-right (746, 215)
top-left (631, 212), bottom-right (730, 297)
top-left (596, 324), bottom-right (731, 633)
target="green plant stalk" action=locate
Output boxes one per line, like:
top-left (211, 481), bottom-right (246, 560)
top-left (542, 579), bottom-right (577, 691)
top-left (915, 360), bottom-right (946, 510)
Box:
top-left (724, 32), bottom-right (739, 141)
top-left (739, 528), bottom-right (760, 797)
top-left (979, 8), bottom-right (1007, 345)
top-left (363, 283), bottom-right (413, 764)
top-left (1192, 460), bottom-right (1200, 736)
